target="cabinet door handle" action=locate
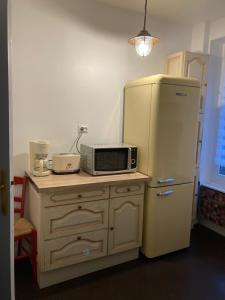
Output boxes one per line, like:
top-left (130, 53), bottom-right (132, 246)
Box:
top-left (157, 190), bottom-right (174, 197)
top-left (78, 205), bottom-right (82, 209)
top-left (78, 194), bottom-right (82, 198)
top-left (77, 236), bottom-right (81, 240)
top-left (158, 178), bottom-right (175, 184)
top-left (110, 227), bottom-right (114, 231)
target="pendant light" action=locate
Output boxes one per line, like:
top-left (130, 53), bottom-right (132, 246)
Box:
top-left (128, 0), bottom-right (159, 57)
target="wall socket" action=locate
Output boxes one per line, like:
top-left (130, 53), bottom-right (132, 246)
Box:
top-left (78, 124), bottom-right (88, 134)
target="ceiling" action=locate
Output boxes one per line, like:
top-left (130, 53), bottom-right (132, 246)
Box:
top-left (96, 0), bottom-right (225, 25)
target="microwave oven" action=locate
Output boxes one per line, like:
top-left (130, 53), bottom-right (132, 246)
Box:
top-left (80, 144), bottom-right (137, 175)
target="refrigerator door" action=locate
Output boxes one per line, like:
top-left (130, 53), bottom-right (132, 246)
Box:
top-left (142, 183), bottom-right (193, 258)
top-left (149, 83), bottom-right (200, 187)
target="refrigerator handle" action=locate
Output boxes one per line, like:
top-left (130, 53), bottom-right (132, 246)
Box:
top-left (158, 178), bottom-right (175, 184)
top-left (157, 190), bottom-right (174, 197)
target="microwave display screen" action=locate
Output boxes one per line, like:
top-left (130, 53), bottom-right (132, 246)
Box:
top-left (95, 148), bottom-right (128, 171)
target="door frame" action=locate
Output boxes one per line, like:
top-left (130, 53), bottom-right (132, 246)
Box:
top-left (0, 0), bottom-right (14, 299)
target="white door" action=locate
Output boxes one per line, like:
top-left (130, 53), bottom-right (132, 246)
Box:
top-left (0, 0), bottom-right (14, 299)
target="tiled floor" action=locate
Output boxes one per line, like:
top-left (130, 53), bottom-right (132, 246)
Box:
top-left (15, 225), bottom-right (225, 300)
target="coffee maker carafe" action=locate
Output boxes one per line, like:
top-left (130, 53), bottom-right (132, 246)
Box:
top-left (29, 140), bottom-right (50, 176)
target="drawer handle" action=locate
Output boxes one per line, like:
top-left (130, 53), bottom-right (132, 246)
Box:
top-left (157, 190), bottom-right (174, 197)
top-left (77, 236), bottom-right (82, 240)
top-left (110, 227), bottom-right (114, 231)
top-left (78, 205), bottom-right (82, 209)
top-left (126, 188), bottom-right (131, 192)
top-left (78, 194), bottom-right (82, 198)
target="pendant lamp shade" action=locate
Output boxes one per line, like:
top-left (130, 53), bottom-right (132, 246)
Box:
top-left (128, 0), bottom-right (159, 56)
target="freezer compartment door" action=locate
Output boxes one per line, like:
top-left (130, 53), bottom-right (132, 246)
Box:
top-left (149, 83), bottom-right (200, 187)
top-left (142, 183), bottom-right (193, 258)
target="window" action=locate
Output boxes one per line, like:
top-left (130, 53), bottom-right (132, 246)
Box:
top-left (200, 41), bottom-right (225, 191)
top-left (216, 94), bottom-right (225, 176)
top-left (219, 165), bottom-right (225, 176)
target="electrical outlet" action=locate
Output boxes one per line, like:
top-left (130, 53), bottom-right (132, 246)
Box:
top-left (78, 124), bottom-right (88, 134)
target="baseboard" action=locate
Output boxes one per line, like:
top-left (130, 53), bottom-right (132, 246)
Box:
top-left (200, 218), bottom-right (225, 237)
top-left (191, 218), bottom-right (199, 228)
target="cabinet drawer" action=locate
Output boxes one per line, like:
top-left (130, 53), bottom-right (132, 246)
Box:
top-left (43, 200), bottom-right (109, 240)
top-left (43, 186), bottom-right (109, 207)
top-left (42, 230), bottom-right (108, 271)
top-left (110, 182), bottom-right (145, 198)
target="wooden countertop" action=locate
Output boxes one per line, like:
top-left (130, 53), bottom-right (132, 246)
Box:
top-left (27, 171), bottom-right (149, 191)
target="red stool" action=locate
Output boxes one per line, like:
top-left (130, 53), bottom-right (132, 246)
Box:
top-left (14, 176), bottom-right (37, 281)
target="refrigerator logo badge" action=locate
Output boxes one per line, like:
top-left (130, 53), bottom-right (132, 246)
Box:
top-left (176, 92), bottom-right (187, 96)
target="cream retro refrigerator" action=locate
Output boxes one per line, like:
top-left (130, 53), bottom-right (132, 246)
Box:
top-left (123, 74), bottom-right (200, 258)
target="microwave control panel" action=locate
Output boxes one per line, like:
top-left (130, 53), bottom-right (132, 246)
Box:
top-left (131, 147), bottom-right (137, 169)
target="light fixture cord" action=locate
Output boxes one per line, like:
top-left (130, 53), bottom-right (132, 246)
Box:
top-left (143, 0), bottom-right (148, 30)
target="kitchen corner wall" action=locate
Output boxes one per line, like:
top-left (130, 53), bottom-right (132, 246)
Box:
top-left (11, 0), bottom-right (192, 175)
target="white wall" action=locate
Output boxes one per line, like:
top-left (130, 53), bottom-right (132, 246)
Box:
top-left (191, 22), bottom-right (210, 53)
top-left (12, 0), bottom-right (193, 175)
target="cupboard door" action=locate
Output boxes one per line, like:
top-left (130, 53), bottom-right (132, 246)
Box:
top-left (165, 52), bottom-right (185, 76)
top-left (142, 183), bottom-right (193, 258)
top-left (184, 52), bottom-right (208, 112)
top-left (43, 230), bottom-right (107, 271)
top-left (43, 200), bottom-right (109, 240)
top-left (108, 195), bottom-right (143, 255)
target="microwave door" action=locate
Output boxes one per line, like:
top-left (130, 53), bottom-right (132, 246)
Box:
top-left (95, 148), bottom-right (129, 173)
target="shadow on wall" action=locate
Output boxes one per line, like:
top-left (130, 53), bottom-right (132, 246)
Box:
top-left (14, 153), bottom-right (29, 176)
top-left (31, 0), bottom-right (188, 72)
top-left (37, 0), bottom-right (144, 38)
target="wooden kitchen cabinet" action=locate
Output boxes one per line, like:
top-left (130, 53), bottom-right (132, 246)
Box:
top-left (108, 195), bottom-right (144, 255)
top-left (165, 51), bottom-right (209, 223)
top-left (165, 51), bottom-right (208, 113)
top-left (28, 171), bottom-right (148, 288)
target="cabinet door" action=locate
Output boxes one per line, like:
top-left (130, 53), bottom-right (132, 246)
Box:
top-left (184, 52), bottom-right (208, 112)
top-left (108, 195), bottom-right (143, 255)
top-left (165, 52), bottom-right (185, 76)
